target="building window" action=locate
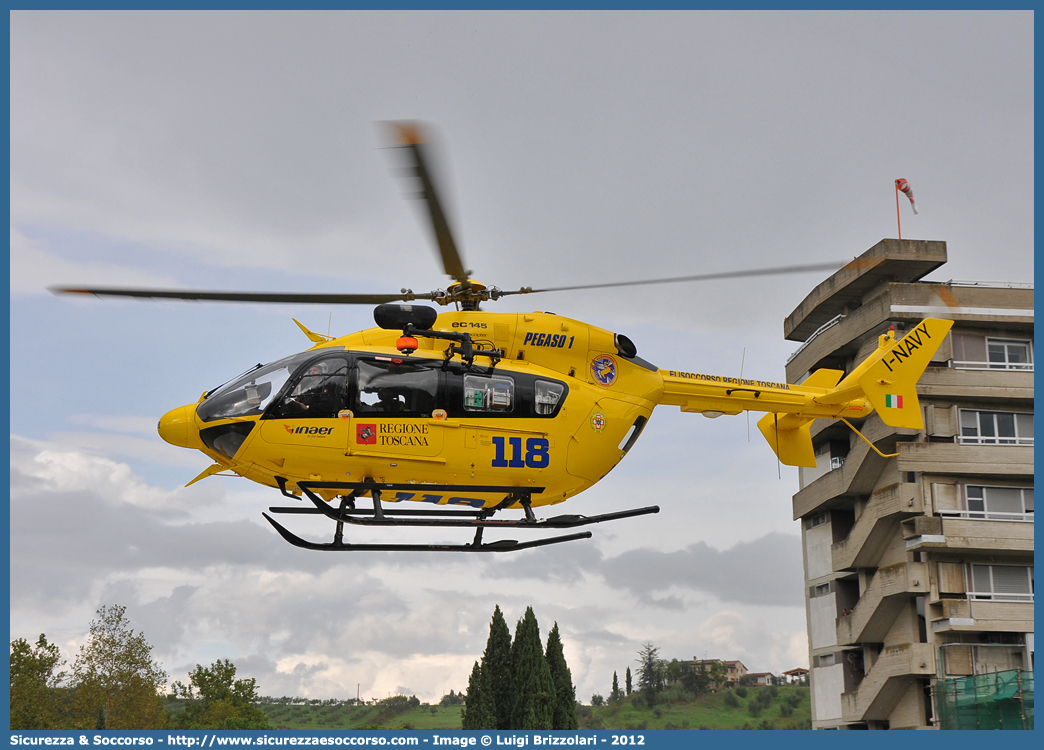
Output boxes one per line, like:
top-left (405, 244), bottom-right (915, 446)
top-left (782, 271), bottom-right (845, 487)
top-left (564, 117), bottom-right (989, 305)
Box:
top-left (967, 564), bottom-right (1034, 602)
top-left (952, 334), bottom-right (1033, 371)
top-left (958, 410), bottom-right (1033, 446)
top-left (813, 653), bottom-right (836, 667)
top-left (954, 485), bottom-right (1034, 521)
top-left (810, 582), bottom-right (831, 598)
top-left (807, 513), bottom-right (828, 529)
top-left (986, 338), bottom-right (1033, 370)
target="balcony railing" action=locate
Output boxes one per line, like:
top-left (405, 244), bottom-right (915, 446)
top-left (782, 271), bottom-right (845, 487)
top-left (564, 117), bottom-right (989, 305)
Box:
top-left (952, 360), bottom-right (1034, 372)
top-left (958, 436), bottom-right (1034, 446)
top-left (967, 591), bottom-right (1034, 603)
top-left (786, 313), bottom-right (846, 365)
top-left (938, 509), bottom-right (1034, 523)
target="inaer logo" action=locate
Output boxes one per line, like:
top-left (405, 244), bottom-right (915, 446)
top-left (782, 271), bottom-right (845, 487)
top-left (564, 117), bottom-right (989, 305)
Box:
top-left (285, 425), bottom-right (335, 436)
top-left (356, 424), bottom-right (377, 444)
top-left (884, 394), bottom-right (904, 409)
top-left (591, 355), bottom-right (617, 386)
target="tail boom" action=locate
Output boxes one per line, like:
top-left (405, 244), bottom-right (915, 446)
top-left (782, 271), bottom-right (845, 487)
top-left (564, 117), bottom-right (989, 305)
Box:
top-left (659, 318), bottom-right (953, 467)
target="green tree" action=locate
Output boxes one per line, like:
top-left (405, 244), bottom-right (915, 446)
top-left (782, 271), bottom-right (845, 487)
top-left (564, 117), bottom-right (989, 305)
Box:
top-left (544, 623), bottom-right (577, 729)
top-left (510, 607), bottom-right (554, 729)
top-left (635, 643), bottom-right (663, 700)
top-left (625, 667), bottom-right (632, 695)
top-left (440, 690), bottom-right (464, 706)
top-left (482, 604), bottom-right (513, 730)
top-left (71, 605), bottom-right (168, 730)
top-left (170, 659), bottom-right (270, 729)
top-left (461, 661), bottom-right (494, 729)
top-left (610, 671), bottom-right (621, 703)
top-left (677, 661), bottom-right (710, 696)
top-left (10, 634), bottom-right (67, 729)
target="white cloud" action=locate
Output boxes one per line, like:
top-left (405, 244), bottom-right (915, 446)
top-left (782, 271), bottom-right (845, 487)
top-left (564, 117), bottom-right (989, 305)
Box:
top-left (11, 434), bottom-right (221, 512)
top-left (69, 414), bottom-right (161, 436)
top-left (692, 611), bottom-right (806, 671)
top-left (9, 226), bottom-right (173, 296)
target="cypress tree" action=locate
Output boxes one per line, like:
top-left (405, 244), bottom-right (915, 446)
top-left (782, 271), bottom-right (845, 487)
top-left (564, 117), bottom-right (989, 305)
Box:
top-left (462, 661), bottom-right (493, 729)
top-left (544, 623), bottom-right (577, 729)
top-left (611, 671), bottom-right (620, 702)
top-left (482, 605), bottom-right (513, 730)
top-left (625, 667), bottom-right (632, 695)
top-left (510, 607), bottom-right (554, 729)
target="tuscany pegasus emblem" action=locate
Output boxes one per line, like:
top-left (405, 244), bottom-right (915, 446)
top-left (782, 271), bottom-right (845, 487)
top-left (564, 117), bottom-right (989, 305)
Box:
top-left (356, 424), bottom-right (377, 444)
top-left (590, 355), bottom-right (617, 386)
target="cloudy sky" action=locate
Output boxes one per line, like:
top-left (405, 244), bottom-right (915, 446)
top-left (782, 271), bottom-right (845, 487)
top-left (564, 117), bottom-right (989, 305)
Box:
top-left (9, 11), bottom-right (1033, 704)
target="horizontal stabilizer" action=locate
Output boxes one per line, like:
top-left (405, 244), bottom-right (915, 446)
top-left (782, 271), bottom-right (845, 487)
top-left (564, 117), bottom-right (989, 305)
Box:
top-left (802, 368), bottom-right (845, 389)
top-left (757, 413), bottom-right (816, 468)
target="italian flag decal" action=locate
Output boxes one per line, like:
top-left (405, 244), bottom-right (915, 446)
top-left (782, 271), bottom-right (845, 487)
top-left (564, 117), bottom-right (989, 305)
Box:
top-left (885, 394), bottom-right (904, 408)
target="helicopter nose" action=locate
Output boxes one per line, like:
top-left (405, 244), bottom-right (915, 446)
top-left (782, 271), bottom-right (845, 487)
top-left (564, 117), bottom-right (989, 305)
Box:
top-left (158, 404), bottom-right (204, 449)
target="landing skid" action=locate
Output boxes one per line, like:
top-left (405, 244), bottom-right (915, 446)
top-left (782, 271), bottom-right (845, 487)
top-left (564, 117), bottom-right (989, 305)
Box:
top-left (263, 477), bottom-right (660, 552)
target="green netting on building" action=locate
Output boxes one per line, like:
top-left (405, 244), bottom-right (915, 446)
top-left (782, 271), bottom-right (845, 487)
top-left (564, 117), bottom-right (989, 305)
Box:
top-left (936, 670), bottom-right (1034, 730)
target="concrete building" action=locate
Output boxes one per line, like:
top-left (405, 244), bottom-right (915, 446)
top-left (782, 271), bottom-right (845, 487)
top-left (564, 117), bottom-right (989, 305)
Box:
top-left (786, 239), bottom-right (1034, 730)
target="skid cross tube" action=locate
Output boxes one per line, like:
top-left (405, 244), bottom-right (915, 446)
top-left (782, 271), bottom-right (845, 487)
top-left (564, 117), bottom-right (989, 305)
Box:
top-left (262, 513), bottom-right (593, 552)
top-left (265, 477), bottom-right (659, 551)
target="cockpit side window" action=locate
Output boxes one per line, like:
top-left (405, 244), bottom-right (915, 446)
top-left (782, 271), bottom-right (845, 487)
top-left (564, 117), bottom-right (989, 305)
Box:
top-left (534, 380), bottom-right (565, 415)
top-left (463, 374), bottom-right (515, 413)
top-left (441, 362), bottom-right (568, 418)
top-left (269, 355), bottom-right (349, 419)
top-left (354, 359), bottom-right (439, 416)
top-left (198, 351), bottom-right (316, 422)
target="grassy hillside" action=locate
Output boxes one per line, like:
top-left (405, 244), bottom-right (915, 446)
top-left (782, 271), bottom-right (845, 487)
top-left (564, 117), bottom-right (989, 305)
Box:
top-left (252, 685), bottom-right (810, 730)
top-left (581, 685), bottom-right (811, 731)
top-left (259, 702), bottom-right (464, 730)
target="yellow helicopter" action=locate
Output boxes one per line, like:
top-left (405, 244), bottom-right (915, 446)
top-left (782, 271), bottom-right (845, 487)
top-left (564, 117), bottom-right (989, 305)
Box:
top-left (54, 123), bottom-right (952, 552)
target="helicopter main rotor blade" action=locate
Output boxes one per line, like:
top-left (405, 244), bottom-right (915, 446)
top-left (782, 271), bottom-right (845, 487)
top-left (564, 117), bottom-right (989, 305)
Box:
top-left (500, 261), bottom-right (846, 296)
top-left (50, 287), bottom-right (416, 305)
top-left (386, 121), bottom-right (471, 285)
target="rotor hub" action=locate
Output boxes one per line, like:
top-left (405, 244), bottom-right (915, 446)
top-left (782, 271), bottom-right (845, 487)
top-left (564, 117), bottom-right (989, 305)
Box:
top-left (442, 279), bottom-right (496, 309)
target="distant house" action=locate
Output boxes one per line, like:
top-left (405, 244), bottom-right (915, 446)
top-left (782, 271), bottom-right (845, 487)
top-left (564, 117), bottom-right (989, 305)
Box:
top-left (690, 658), bottom-right (722, 670)
top-left (687, 658), bottom-right (749, 687)
top-left (746, 672), bottom-right (774, 686)
top-left (782, 668), bottom-right (809, 685)
top-left (688, 658), bottom-right (723, 688)
top-left (723, 660), bottom-right (747, 685)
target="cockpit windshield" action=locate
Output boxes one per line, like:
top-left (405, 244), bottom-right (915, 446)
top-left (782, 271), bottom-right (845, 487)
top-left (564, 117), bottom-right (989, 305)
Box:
top-left (197, 351), bottom-right (316, 422)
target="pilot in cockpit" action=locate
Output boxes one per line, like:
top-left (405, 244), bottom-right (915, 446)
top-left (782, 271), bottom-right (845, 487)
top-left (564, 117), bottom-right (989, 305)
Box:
top-left (283, 362), bottom-right (341, 416)
top-left (376, 388), bottom-right (408, 413)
